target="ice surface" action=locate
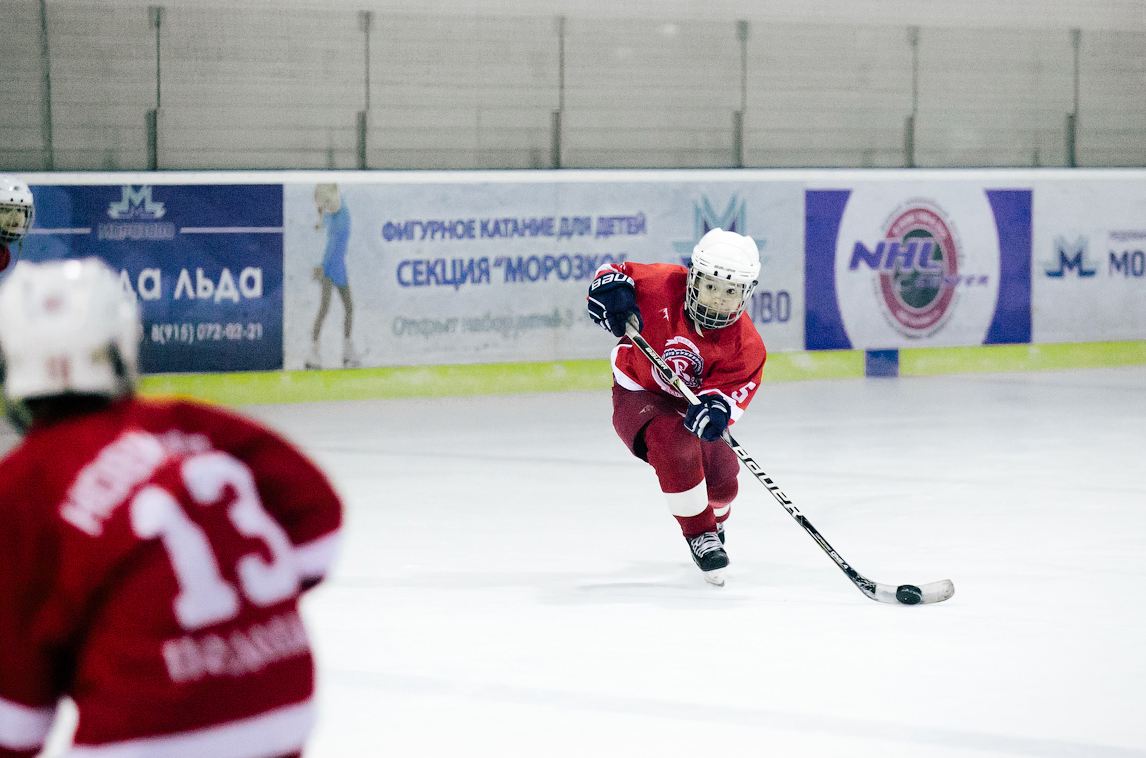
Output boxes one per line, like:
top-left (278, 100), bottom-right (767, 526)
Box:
top-left (43, 367), bottom-right (1146, 757)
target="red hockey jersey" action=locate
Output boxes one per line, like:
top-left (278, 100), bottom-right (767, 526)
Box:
top-left (599, 261), bottom-right (767, 421)
top-left (0, 397), bottom-right (343, 758)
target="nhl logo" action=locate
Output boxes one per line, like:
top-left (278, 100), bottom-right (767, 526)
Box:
top-left (849, 202), bottom-right (960, 338)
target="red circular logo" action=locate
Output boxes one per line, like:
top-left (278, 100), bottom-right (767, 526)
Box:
top-left (878, 206), bottom-right (958, 336)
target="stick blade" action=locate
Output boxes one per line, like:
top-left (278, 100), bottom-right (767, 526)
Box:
top-left (918, 579), bottom-right (956, 604)
top-left (872, 579), bottom-right (955, 605)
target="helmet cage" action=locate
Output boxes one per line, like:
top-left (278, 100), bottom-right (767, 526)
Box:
top-left (0, 178), bottom-right (34, 244)
top-left (685, 267), bottom-right (757, 330)
top-left (685, 228), bottom-right (761, 330)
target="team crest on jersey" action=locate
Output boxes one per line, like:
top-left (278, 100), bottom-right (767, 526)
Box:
top-left (657, 336), bottom-right (703, 394)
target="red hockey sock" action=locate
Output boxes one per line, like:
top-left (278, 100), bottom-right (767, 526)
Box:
top-left (675, 510), bottom-right (717, 537)
top-left (642, 415), bottom-right (717, 536)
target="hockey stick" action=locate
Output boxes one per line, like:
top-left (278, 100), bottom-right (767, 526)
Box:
top-left (624, 321), bottom-right (954, 605)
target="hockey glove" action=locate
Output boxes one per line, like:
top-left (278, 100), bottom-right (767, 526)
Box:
top-left (587, 271), bottom-right (643, 338)
top-left (683, 395), bottom-right (732, 442)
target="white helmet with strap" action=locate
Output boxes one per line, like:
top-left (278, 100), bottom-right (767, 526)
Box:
top-left (685, 228), bottom-right (760, 330)
top-left (0, 258), bottom-right (141, 405)
top-left (0, 175), bottom-right (34, 244)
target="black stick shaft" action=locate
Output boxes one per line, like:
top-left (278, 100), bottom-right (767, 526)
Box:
top-left (624, 324), bottom-right (879, 600)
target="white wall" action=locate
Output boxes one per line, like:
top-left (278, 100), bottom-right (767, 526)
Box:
top-left (0, 0), bottom-right (51, 170)
top-left (89, 0), bottom-right (1146, 31)
top-left (5, 1), bottom-right (1144, 171)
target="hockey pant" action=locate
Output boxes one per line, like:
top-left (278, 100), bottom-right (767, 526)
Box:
top-left (611, 385), bottom-right (738, 537)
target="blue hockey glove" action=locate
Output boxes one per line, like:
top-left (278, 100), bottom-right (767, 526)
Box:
top-left (683, 395), bottom-right (732, 442)
top-left (587, 271), bottom-right (643, 338)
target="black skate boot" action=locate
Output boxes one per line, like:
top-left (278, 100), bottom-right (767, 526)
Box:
top-left (686, 531), bottom-right (729, 586)
top-left (716, 521), bottom-right (726, 545)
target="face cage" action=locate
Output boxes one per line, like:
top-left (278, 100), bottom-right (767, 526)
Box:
top-left (0, 203), bottom-right (33, 243)
top-left (685, 268), bottom-right (756, 330)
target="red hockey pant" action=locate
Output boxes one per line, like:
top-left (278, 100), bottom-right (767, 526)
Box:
top-left (612, 385), bottom-right (739, 536)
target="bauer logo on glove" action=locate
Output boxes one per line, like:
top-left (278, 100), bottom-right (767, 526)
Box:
top-left (586, 269), bottom-right (643, 338)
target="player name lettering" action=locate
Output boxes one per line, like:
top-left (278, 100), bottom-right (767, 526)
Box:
top-left (60, 430), bottom-right (213, 536)
top-left (162, 610), bottom-right (310, 684)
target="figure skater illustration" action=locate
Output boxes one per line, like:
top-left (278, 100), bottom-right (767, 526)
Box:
top-left (306, 183), bottom-right (359, 369)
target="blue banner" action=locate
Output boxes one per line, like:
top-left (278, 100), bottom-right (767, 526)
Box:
top-left (804, 185), bottom-right (1032, 350)
top-left (20, 184), bottom-right (283, 373)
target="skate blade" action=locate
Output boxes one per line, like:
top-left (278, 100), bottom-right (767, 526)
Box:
top-left (702, 569), bottom-right (726, 587)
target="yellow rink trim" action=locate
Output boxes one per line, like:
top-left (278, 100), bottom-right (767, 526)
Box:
top-left (140, 360), bottom-right (613, 405)
top-left (137, 341), bottom-right (1146, 406)
top-left (900, 340), bottom-right (1146, 376)
top-left (136, 350), bottom-right (866, 406)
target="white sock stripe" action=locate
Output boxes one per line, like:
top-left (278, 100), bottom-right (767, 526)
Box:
top-left (664, 481), bottom-right (708, 517)
top-left (68, 700), bottom-right (315, 758)
top-left (0, 695), bottom-right (54, 750)
top-left (713, 504), bottom-right (731, 518)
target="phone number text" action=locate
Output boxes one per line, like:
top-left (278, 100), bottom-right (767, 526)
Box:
top-left (149, 322), bottom-right (266, 345)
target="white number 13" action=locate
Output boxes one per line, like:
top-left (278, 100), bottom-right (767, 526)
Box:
top-left (130, 451), bottom-right (298, 631)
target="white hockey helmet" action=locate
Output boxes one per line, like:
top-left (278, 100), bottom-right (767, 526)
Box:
top-left (685, 228), bottom-right (760, 330)
top-left (0, 258), bottom-right (141, 404)
top-left (0, 176), bottom-right (34, 244)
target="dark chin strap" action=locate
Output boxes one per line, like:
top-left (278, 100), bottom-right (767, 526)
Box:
top-left (3, 398), bottom-right (33, 434)
top-left (0, 354), bottom-right (27, 433)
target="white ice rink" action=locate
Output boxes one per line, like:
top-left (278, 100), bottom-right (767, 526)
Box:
top-left (262, 365), bottom-right (1146, 758)
top-left (40, 366), bottom-right (1146, 757)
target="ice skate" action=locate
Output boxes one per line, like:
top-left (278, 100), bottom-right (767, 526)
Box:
top-left (342, 338), bottom-right (361, 368)
top-left (304, 343), bottom-right (321, 370)
top-left (716, 520), bottom-right (726, 545)
top-left (686, 531), bottom-right (729, 586)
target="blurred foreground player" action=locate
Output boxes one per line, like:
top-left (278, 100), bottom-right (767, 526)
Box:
top-left (586, 229), bottom-right (765, 586)
top-left (0, 259), bottom-right (343, 757)
top-left (0, 175), bottom-right (34, 275)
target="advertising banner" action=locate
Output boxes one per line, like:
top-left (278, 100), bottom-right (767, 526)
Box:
top-left (21, 184), bottom-right (283, 373)
top-left (283, 179), bottom-right (804, 369)
top-left (1033, 179), bottom-right (1146, 343)
top-left (805, 183), bottom-right (1031, 350)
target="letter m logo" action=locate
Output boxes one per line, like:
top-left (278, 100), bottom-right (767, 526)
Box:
top-left (108, 186), bottom-right (166, 220)
top-left (673, 194), bottom-right (749, 256)
top-left (1045, 236), bottom-right (1096, 278)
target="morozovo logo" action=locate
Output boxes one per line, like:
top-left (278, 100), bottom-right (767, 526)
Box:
top-left (848, 201), bottom-right (962, 338)
top-left (656, 335), bottom-right (704, 395)
top-left (672, 194), bottom-right (767, 263)
top-left (99, 186), bottom-right (176, 241)
top-left (108, 185), bottom-right (167, 220)
top-left (1044, 236), bottom-right (1097, 278)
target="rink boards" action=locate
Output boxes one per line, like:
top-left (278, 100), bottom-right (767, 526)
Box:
top-left (12, 168), bottom-right (1146, 401)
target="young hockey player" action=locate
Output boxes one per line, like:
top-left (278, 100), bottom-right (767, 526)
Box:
top-left (587, 228), bottom-right (765, 586)
top-left (0, 175), bottom-right (34, 277)
top-left (0, 258), bottom-right (343, 757)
